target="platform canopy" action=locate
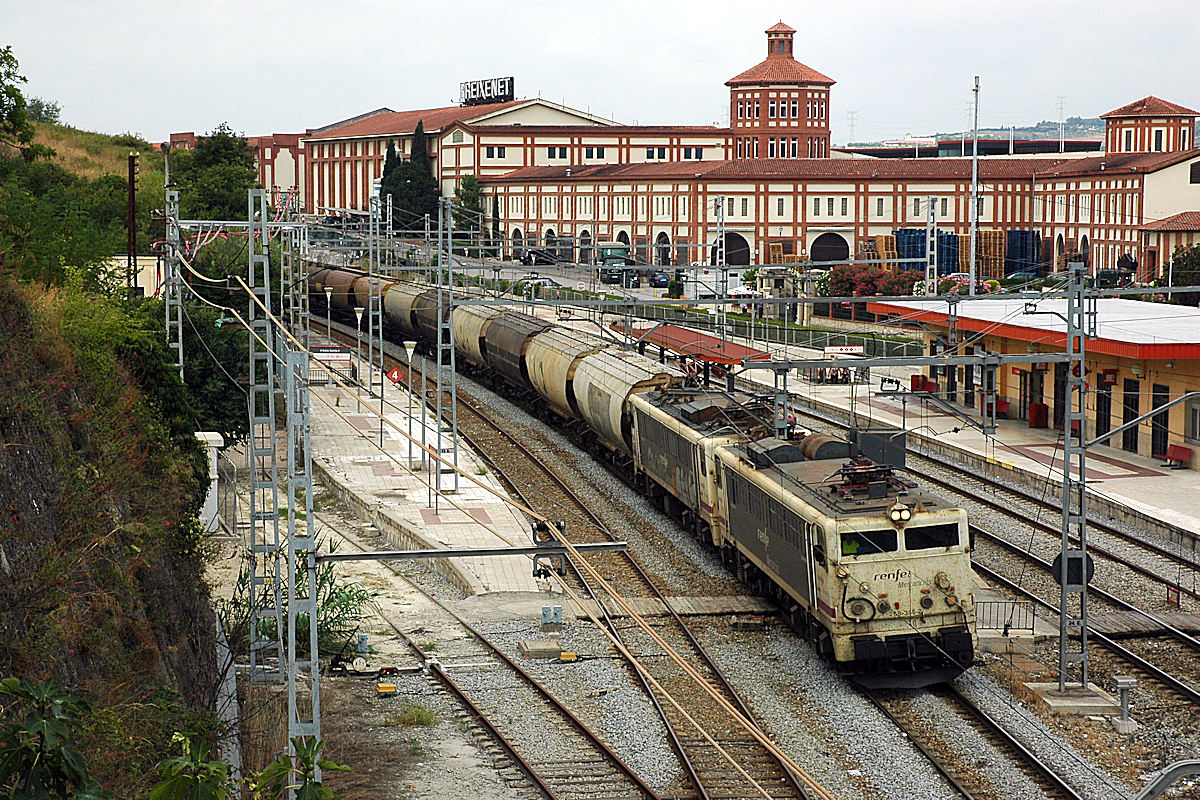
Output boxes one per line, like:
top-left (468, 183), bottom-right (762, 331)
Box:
top-left (614, 324), bottom-right (772, 366)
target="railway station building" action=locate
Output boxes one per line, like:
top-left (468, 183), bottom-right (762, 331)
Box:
top-left (170, 20), bottom-right (1200, 282)
top-left (867, 298), bottom-right (1200, 469)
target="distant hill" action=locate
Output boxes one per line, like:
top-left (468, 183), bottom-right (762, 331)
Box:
top-left (947, 116), bottom-right (1104, 142)
top-left (32, 121), bottom-right (156, 180)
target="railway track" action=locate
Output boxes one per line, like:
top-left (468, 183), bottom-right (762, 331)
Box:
top-left (323, 319), bottom-right (817, 799)
top-left (317, 511), bottom-right (660, 800)
top-left (868, 684), bottom-right (1085, 800)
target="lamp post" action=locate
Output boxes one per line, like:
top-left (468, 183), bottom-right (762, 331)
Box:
top-left (403, 340), bottom-right (416, 470)
top-left (353, 306), bottom-right (364, 411)
top-left (324, 286), bottom-right (333, 341)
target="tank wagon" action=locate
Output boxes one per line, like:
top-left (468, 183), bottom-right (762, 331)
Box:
top-left (309, 266), bottom-right (976, 686)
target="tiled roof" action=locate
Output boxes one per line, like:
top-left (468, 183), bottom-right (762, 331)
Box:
top-left (765, 22), bottom-right (796, 33)
top-left (488, 162), bottom-right (728, 182)
top-left (486, 150), bottom-right (1200, 185)
top-left (1045, 150), bottom-right (1199, 176)
top-left (703, 157), bottom-right (1075, 180)
top-left (726, 57), bottom-right (834, 87)
top-left (453, 122), bottom-right (729, 136)
top-left (1100, 96), bottom-right (1200, 119)
top-left (1141, 211), bottom-right (1200, 232)
top-left (307, 101), bottom-right (526, 140)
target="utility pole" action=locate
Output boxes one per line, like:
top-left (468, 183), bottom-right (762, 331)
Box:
top-left (127, 151), bottom-right (139, 295)
top-left (925, 196), bottom-right (938, 295)
top-left (969, 77), bottom-right (980, 296)
top-left (715, 195), bottom-right (727, 350)
top-left (846, 110), bottom-right (858, 144)
top-left (1057, 96), bottom-right (1067, 154)
top-left (1058, 258), bottom-right (1095, 692)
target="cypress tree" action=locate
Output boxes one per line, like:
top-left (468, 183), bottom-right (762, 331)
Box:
top-left (394, 120), bottom-right (439, 231)
top-left (380, 138), bottom-right (400, 232)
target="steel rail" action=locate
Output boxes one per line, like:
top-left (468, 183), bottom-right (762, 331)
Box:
top-left (318, 513), bottom-right (661, 800)
top-left (323, 317), bottom-right (813, 799)
top-left (972, 560), bottom-right (1200, 704)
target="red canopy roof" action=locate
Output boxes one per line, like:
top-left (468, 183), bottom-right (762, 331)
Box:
top-left (616, 324), bottom-right (771, 366)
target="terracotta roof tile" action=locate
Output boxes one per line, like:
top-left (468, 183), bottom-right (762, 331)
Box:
top-left (1100, 96), bottom-right (1199, 119)
top-left (765, 22), bottom-right (796, 33)
top-left (307, 101), bottom-right (526, 140)
top-left (726, 57), bottom-right (834, 87)
top-left (486, 150), bottom-right (1200, 185)
top-left (1140, 211), bottom-right (1200, 232)
top-left (454, 122), bottom-right (728, 136)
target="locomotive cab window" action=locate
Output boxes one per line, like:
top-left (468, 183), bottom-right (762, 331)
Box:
top-left (841, 529), bottom-right (897, 556)
top-left (904, 523), bottom-right (960, 551)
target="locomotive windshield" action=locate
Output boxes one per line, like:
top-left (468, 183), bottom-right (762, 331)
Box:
top-left (904, 523), bottom-right (960, 550)
top-left (841, 529), bottom-right (897, 556)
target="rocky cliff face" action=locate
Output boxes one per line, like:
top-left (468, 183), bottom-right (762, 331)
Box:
top-left (0, 276), bottom-right (218, 793)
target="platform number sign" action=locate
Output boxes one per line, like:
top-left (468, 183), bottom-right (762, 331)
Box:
top-left (387, 366), bottom-right (404, 384)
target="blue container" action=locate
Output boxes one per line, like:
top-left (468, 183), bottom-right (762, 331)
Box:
top-left (936, 232), bottom-right (959, 275)
top-left (1004, 230), bottom-right (1042, 276)
top-left (892, 228), bottom-right (927, 269)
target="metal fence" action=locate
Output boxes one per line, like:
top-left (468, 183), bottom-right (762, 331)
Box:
top-left (216, 448), bottom-right (243, 538)
top-left (974, 600), bottom-right (1037, 632)
top-left (546, 287), bottom-right (923, 358)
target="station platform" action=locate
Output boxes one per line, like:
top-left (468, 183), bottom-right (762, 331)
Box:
top-left (791, 371), bottom-right (1200, 540)
top-left (308, 367), bottom-right (549, 598)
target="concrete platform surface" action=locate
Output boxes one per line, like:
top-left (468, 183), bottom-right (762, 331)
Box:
top-left (1024, 682), bottom-right (1120, 716)
top-left (310, 374), bottom-right (549, 598)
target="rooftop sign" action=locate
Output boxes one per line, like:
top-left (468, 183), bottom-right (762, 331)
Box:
top-left (460, 77), bottom-right (514, 106)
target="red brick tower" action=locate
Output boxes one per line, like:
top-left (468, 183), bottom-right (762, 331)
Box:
top-left (726, 22), bottom-right (835, 160)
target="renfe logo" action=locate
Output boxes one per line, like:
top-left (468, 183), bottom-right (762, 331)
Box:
top-left (874, 569), bottom-right (912, 582)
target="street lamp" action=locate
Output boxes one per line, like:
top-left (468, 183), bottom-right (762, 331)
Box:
top-left (353, 306), bottom-right (364, 411)
top-left (403, 340), bottom-right (416, 469)
top-left (324, 286), bottom-right (333, 340)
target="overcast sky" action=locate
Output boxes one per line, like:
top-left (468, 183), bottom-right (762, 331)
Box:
top-left (4, 0), bottom-right (1198, 145)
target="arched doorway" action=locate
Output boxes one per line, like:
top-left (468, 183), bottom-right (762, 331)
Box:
top-left (616, 230), bottom-right (630, 246)
top-left (655, 232), bottom-right (672, 266)
top-left (579, 230), bottom-right (592, 265)
top-left (710, 232), bottom-right (751, 266)
top-left (1055, 234), bottom-right (1065, 269)
top-left (809, 232), bottom-right (850, 264)
top-left (1079, 235), bottom-right (1090, 270)
top-left (511, 229), bottom-right (523, 260)
top-left (543, 228), bottom-right (556, 252)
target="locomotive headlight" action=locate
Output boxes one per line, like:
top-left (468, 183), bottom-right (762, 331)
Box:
top-left (860, 582), bottom-right (870, 593)
top-left (920, 596), bottom-right (934, 609)
top-left (888, 502), bottom-right (911, 524)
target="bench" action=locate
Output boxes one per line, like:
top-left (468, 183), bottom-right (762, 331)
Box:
top-left (982, 398), bottom-right (1010, 418)
top-left (1154, 444), bottom-right (1193, 469)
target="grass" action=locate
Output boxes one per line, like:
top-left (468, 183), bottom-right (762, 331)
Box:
top-left (380, 702), bottom-right (437, 728)
top-left (417, 640), bottom-right (438, 652)
top-left (33, 122), bottom-right (158, 181)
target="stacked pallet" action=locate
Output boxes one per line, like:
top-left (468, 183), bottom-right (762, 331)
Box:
top-left (856, 239), bottom-right (879, 261)
top-left (875, 235), bottom-right (898, 270)
top-left (957, 230), bottom-right (1007, 279)
top-left (767, 242), bottom-right (785, 264)
top-left (936, 232), bottom-right (959, 275)
top-left (1004, 230), bottom-right (1042, 276)
top-left (893, 228), bottom-right (926, 269)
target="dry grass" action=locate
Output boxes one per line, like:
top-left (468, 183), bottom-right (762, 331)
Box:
top-left (319, 678), bottom-right (419, 799)
top-left (32, 122), bottom-right (153, 180)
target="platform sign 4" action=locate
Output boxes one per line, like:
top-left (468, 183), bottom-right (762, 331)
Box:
top-left (577, 281), bottom-right (585, 291)
top-left (386, 366), bottom-right (404, 384)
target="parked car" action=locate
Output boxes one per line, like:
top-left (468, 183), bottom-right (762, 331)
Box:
top-left (516, 247), bottom-right (559, 266)
top-left (1004, 270), bottom-right (1040, 281)
top-left (650, 271), bottom-right (671, 288)
top-left (516, 276), bottom-right (561, 289)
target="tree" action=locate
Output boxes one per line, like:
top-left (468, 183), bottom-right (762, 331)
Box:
top-left (452, 174), bottom-right (483, 232)
top-left (1169, 244), bottom-right (1200, 307)
top-left (392, 121), bottom-right (438, 229)
top-left (25, 96), bottom-right (61, 124)
top-left (0, 46), bottom-right (50, 161)
top-left (379, 139), bottom-right (401, 232)
top-left (175, 123), bottom-right (258, 221)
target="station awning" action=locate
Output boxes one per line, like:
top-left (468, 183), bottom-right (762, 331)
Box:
top-left (613, 323), bottom-right (772, 366)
